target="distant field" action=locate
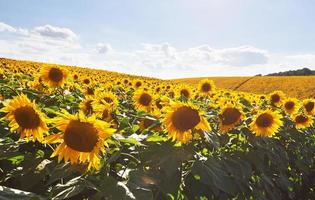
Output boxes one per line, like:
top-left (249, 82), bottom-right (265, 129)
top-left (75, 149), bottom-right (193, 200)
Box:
top-left (173, 76), bottom-right (315, 99)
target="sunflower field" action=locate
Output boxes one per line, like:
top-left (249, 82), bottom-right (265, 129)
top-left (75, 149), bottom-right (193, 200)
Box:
top-left (0, 58), bottom-right (315, 200)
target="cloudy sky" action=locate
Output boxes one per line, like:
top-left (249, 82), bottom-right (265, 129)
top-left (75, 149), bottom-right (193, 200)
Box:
top-left (1, 0), bottom-right (315, 79)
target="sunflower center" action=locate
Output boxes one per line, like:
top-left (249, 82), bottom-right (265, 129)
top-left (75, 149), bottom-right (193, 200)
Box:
top-left (48, 68), bottom-right (63, 82)
top-left (221, 108), bottom-right (241, 126)
top-left (201, 83), bottom-right (211, 92)
top-left (305, 102), bottom-right (314, 112)
top-left (180, 89), bottom-right (189, 98)
top-left (84, 100), bottom-right (93, 114)
top-left (169, 91), bottom-right (175, 98)
top-left (271, 94), bottom-right (280, 103)
top-left (83, 79), bottom-right (90, 84)
top-left (156, 100), bottom-right (163, 109)
top-left (256, 113), bottom-right (274, 128)
top-left (136, 82), bottom-right (142, 87)
top-left (284, 101), bottom-right (295, 110)
top-left (102, 109), bottom-right (109, 120)
top-left (86, 87), bottom-right (94, 95)
top-left (139, 93), bottom-right (152, 106)
top-left (103, 97), bottom-right (113, 104)
top-left (171, 106), bottom-right (200, 131)
top-left (64, 120), bottom-right (98, 152)
top-left (14, 106), bottom-right (41, 129)
top-left (295, 115), bottom-right (308, 124)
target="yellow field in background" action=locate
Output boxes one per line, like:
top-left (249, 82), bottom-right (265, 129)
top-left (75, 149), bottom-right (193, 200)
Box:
top-left (173, 76), bottom-right (315, 99)
top-left (1, 58), bottom-right (314, 99)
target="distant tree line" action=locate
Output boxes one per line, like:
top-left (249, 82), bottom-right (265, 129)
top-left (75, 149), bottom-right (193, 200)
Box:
top-left (266, 68), bottom-right (315, 76)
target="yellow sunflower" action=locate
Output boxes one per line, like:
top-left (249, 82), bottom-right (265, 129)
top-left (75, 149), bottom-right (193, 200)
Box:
top-left (269, 91), bottom-right (285, 107)
top-left (41, 66), bottom-right (68, 88)
top-left (219, 102), bottom-right (243, 133)
top-left (94, 104), bottom-right (113, 122)
top-left (82, 77), bottom-right (92, 85)
top-left (150, 97), bottom-right (165, 116)
top-left (178, 86), bottom-right (193, 99)
top-left (123, 79), bottom-right (129, 85)
top-left (250, 109), bottom-right (283, 137)
top-left (0, 68), bottom-right (4, 78)
top-left (168, 90), bottom-right (175, 98)
top-left (198, 79), bottom-right (216, 96)
top-left (133, 90), bottom-right (154, 112)
top-left (44, 110), bottom-right (115, 171)
top-left (83, 86), bottom-right (95, 96)
top-left (133, 80), bottom-right (143, 89)
top-left (162, 102), bottom-right (210, 144)
top-left (292, 114), bottom-right (313, 129)
top-left (0, 94), bottom-right (48, 141)
top-left (303, 99), bottom-right (315, 115)
top-left (283, 98), bottom-right (299, 115)
top-left (93, 91), bottom-right (119, 110)
top-left (72, 74), bottom-right (79, 81)
top-left (79, 97), bottom-right (94, 116)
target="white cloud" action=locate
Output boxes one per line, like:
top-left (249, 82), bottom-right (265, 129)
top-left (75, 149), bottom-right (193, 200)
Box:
top-left (0, 22), bottom-right (314, 79)
top-left (97, 43), bottom-right (113, 54)
top-left (32, 24), bottom-right (77, 41)
top-left (141, 43), bottom-right (176, 58)
top-left (0, 22), bottom-right (17, 32)
top-left (216, 46), bottom-right (268, 66)
top-left (0, 22), bottom-right (29, 35)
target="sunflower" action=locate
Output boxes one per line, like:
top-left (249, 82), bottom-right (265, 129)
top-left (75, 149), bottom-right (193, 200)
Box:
top-left (168, 90), bottom-right (175, 98)
top-left (292, 113), bottom-right (313, 129)
top-left (41, 66), bottom-right (68, 88)
top-left (27, 77), bottom-right (45, 92)
top-left (283, 98), bottom-right (299, 115)
top-left (0, 94), bottom-right (48, 141)
top-left (73, 74), bottom-right (79, 81)
top-left (133, 80), bottom-right (143, 89)
top-left (79, 97), bottom-right (94, 116)
top-left (198, 79), bottom-right (216, 96)
top-left (163, 102), bottom-right (210, 144)
top-left (303, 99), bottom-right (315, 115)
top-left (82, 77), bottom-right (92, 85)
top-left (250, 109), bottom-right (283, 137)
top-left (84, 86), bottom-right (95, 96)
top-left (269, 91), bottom-right (285, 107)
top-left (150, 97), bottom-right (165, 116)
top-left (133, 90), bottom-right (154, 112)
top-left (123, 79), bottom-right (129, 85)
top-left (0, 67), bottom-right (4, 76)
top-left (178, 86), bottom-right (193, 99)
top-left (94, 104), bottom-right (113, 122)
top-left (93, 91), bottom-right (119, 110)
top-left (219, 103), bottom-right (243, 133)
top-left (44, 110), bottom-right (115, 171)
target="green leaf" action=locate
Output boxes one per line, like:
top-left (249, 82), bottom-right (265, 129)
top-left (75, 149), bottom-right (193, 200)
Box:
top-left (8, 155), bottom-right (24, 165)
top-left (146, 132), bottom-right (168, 142)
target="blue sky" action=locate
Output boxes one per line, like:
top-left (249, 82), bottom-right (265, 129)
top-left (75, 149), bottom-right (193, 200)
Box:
top-left (1, 0), bottom-right (315, 78)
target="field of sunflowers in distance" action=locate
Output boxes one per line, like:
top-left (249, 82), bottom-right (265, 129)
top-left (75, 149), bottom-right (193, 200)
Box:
top-left (0, 58), bottom-right (315, 199)
top-left (174, 76), bottom-right (315, 99)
